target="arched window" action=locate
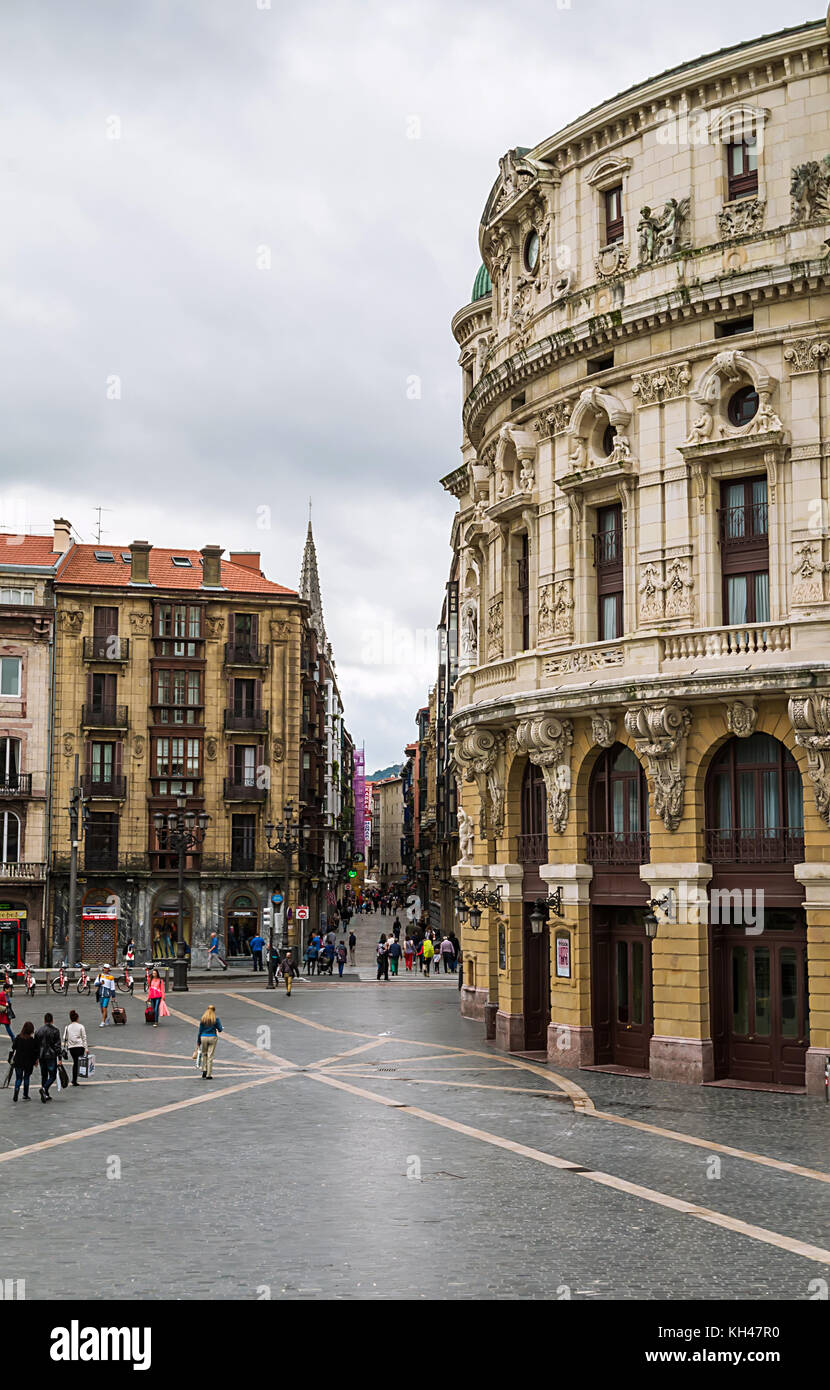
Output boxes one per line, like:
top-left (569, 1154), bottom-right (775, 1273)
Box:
top-left (518, 762), bottom-right (547, 865)
top-left (706, 734), bottom-right (804, 863)
top-left (0, 811), bottom-right (19, 863)
top-left (587, 743), bottom-right (649, 863)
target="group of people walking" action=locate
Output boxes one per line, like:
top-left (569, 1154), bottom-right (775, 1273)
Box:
top-left (3, 996), bottom-right (89, 1103)
top-left (304, 931), bottom-right (352, 977)
top-left (376, 921), bottom-right (460, 981)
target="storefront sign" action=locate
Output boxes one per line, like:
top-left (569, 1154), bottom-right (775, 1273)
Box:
top-left (555, 931), bottom-right (571, 979)
top-left (0, 908), bottom-right (26, 921)
top-left (353, 751), bottom-right (365, 856)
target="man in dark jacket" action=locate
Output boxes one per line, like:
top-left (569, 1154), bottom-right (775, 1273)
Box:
top-left (35, 1012), bottom-right (61, 1102)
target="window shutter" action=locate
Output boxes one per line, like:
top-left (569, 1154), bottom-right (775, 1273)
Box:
top-left (228, 676), bottom-right (235, 712)
top-left (85, 741), bottom-right (93, 784)
top-left (114, 741), bottom-right (123, 783)
top-left (250, 614), bottom-right (259, 647)
top-left (254, 680), bottom-right (262, 714)
top-left (228, 745), bottom-right (236, 784)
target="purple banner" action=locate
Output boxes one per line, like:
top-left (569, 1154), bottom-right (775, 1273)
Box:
top-left (353, 750), bottom-right (365, 856)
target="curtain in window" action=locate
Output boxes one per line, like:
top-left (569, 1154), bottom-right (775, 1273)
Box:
top-left (754, 571), bottom-right (770, 623)
top-left (1, 812), bottom-right (19, 863)
top-left (715, 772), bottom-right (732, 830)
top-left (627, 778), bottom-right (640, 832)
top-left (724, 483), bottom-right (745, 539)
top-left (761, 770), bottom-right (779, 834)
top-left (601, 595), bottom-right (618, 639)
top-left (786, 768), bottom-right (804, 833)
top-left (737, 771), bottom-right (755, 832)
top-left (726, 576), bottom-right (747, 624)
top-left (611, 780), bottom-right (624, 835)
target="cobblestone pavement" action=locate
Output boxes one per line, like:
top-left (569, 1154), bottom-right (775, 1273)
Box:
top-left (1, 979), bottom-right (827, 1300)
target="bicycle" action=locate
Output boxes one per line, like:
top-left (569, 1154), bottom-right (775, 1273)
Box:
top-left (75, 963), bottom-right (91, 996)
top-left (50, 961), bottom-right (70, 995)
top-left (116, 966), bottom-right (134, 995)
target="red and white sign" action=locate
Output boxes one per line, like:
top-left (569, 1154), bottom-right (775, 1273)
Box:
top-left (296, 905), bottom-right (309, 920)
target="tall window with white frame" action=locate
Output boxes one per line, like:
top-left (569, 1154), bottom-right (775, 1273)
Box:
top-left (727, 137), bottom-right (758, 201)
top-left (719, 476), bottom-right (769, 626)
top-left (0, 656), bottom-right (21, 698)
top-left (604, 185), bottom-right (624, 244)
top-left (594, 504), bottom-right (624, 641)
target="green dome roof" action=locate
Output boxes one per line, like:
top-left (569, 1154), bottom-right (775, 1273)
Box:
top-left (471, 263), bottom-right (492, 301)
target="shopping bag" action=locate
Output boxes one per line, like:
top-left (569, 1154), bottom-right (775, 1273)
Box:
top-left (194, 1048), bottom-right (203, 1071)
top-left (55, 1068), bottom-right (62, 1092)
top-left (78, 1052), bottom-right (95, 1078)
top-left (158, 1000), bottom-right (170, 1018)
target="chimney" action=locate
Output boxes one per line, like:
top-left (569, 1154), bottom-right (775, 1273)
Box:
top-left (201, 544), bottom-right (223, 588)
top-left (229, 551), bottom-right (261, 574)
top-left (130, 540), bottom-right (152, 585)
top-left (52, 518), bottom-right (72, 555)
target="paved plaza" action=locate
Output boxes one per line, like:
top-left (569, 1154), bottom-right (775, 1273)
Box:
top-left (2, 974), bottom-right (828, 1301)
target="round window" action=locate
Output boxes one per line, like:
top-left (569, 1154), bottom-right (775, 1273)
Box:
top-left (602, 423), bottom-right (617, 457)
top-left (524, 229), bottom-right (540, 273)
top-left (727, 385), bottom-right (759, 427)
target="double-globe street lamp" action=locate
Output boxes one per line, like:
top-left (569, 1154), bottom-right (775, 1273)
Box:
top-left (153, 799), bottom-right (210, 992)
top-left (264, 801), bottom-right (301, 989)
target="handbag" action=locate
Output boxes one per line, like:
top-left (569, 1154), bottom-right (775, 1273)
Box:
top-left (159, 1000), bottom-right (170, 1018)
top-left (58, 1063), bottom-right (69, 1089)
top-left (7, 1002), bottom-right (14, 1020)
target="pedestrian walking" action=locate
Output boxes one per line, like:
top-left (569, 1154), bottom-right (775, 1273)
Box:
top-left (62, 1010), bottom-right (88, 1086)
top-left (94, 965), bottom-right (117, 1026)
top-left (207, 931), bottom-right (228, 971)
top-left (9, 1021), bottom-right (38, 1102)
top-left (0, 980), bottom-right (14, 1043)
top-left (376, 935), bottom-right (389, 982)
top-left (348, 929), bottom-right (356, 966)
top-left (422, 935), bottom-right (435, 977)
top-left (249, 932), bottom-right (265, 972)
top-left (392, 918), bottom-right (401, 942)
top-left (195, 1004), bottom-right (223, 1079)
top-left (35, 1012), bottom-right (61, 1102)
top-left (146, 967), bottom-right (167, 1026)
top-left (389, 937), bottom-right (402, 976)
top-left (404, 935), bottom-right (414, 972)
top-left (280, 949), bottom-right (298, 996)
top-left (336, 941), bottom-right (347, 978)
top-left (440, 935), bottom-right (455, 974)
top-left (227, 924), bottom-right (239, 957)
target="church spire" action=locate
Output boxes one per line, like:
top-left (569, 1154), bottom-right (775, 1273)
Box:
top-left (299, 508), bottom-right (326, 644)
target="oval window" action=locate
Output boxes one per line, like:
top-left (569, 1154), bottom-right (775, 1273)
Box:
top-left (524, 230), bottom-right (540, 273)
top-left (727, 385), bottom-right (759, 427)
top-left (602, 423), bottom-right (617, 457)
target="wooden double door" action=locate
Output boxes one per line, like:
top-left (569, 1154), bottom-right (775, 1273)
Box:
top-left (591, 907), bottom-right (653, 1070)
top-left (710, 908), bottom-right (809, 1086)
top-left (523, 905), bottom-right (550, 1052)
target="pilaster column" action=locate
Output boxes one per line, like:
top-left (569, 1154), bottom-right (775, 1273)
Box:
top-left (539, 862), bottom-right (593, 1066)
top-left (793, 863), bottom-right (830, 1098)
top-left (640, 862), bottom-right (713, 1083)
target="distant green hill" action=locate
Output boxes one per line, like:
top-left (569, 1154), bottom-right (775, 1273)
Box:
top-left (367, 763), bottom-right (402, 781)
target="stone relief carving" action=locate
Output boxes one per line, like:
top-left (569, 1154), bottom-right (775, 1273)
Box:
top-left (62, 733), bottom-right (75, 756)
top-left (58, 609), bottom-right (83, 635)
top-left (459, 599), bottom-right (479, 667)
top-left (131, 735), bottom-right (145, 761)
top-left (493, 149), bottom-right (535, 215)
top-left (534, 400), bottom-right (574, 437)
top-left (272, 737), bottom-right (285, 763)
top-left (515, 715), bottom-right (574, 834)
top-left (624, 703), bottom-right (692, 832)
top-left (537, 584), bottom-right (554, 641)
top-left (790, 155), bottom-right (830, 223)
top-left (717, 197), bottom-right (765, 239)
top-left (494, 423), bottom-right (537, 499)
top-left (637, 197), bottom-right (690, 262)
top-left (205, 737), bottom-right (218, 761)
top-left (205, 615), bottom-right (225, 639)
top-left (457, 808), bottom-right (475, 865)
top-left (591, 712), bottom-right (616, 748)
top-left (552, 581), bottom-right (574, 639)
top-left (791, 541), bottom-right (827, 605)
top-left (510, 278), bottom-right (536, 347)
top-left (664, 558), bottom-right (694, 619)
top-left (543, 648), bottom-right (624, 676)
top-left (453, 727), bottom-right (506, 838)
top-left (595, 244), bottom-right (629, 279)
top-left (784, 337), bottom-right (830, 374)
top-left (270, 619), bottom-right (290, 641)
top-left (638, 562), bottom-right (665, 623)
top-left (686, 408), bottom-right (713, 445)
top-left (631, 362), bottom-right (691, 405)
top-left (486, 598), bottom-right (504, 661)
top-left (128, 612), bottom-right (152, 635)
top-left (724, 700), bottom-right (758, 740)
top-left (789, 694), bottom-right (830, 823)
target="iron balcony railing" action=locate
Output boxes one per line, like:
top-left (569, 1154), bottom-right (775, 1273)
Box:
top-left (517, 832), bottom-right (548, 865)
top-left (82, 636), bottom-right (130, 661)
top-left (224, 708), bottom-right (269, 732)
top-left (223, 779), bottom-right (267, 802)
top-left (81, 704), bottom-right (129, 729)
top-left (82, 776), bottom-right (127, 800)
top-left (585, 830), bottom-right (650, 865)
top-left (593, 529), bottom-right (623, 567)
top-left (224, 643), bottom-right (269, 667)
top-left (717, 502), bottom-right (768, 546)
top-left (0, 774), bottom-right (32, 796)
top-left (705, 827), bottom-right (804, 865)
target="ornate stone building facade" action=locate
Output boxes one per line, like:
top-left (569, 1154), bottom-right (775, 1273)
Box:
top-left (444, 15), bottom-right (830, 1093)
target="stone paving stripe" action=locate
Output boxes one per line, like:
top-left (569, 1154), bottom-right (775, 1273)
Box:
top-left (324, 1072), bottom-right (572, 1099)
top-left (223, 990), bottom-right (378, 1039)
top-left (0, 1073), bottom-right (288, 1165)
top-left (161, 998), bottom-right (297, 1069)
top-left (306, 1071), bottom-right (830, 1268)
top-left (82, 1071), bottom-right (271, 1085)
top-left (309, 1039), bottom-right (388, 1069)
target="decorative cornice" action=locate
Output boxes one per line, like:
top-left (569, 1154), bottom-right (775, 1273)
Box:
top-left (631, 361), bottom-right (691, 405)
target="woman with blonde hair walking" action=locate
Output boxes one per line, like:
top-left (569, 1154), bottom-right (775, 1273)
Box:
top-left (194, 1004), bottom-right (223, 1079)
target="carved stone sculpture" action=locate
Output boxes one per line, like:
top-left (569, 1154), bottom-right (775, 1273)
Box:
top-left (487, 599), bottom-right (504, 661)
top-left (457, 808), bottom-right (475, 865)
top-left (686, 409), bottom-right (713, 445)
top-left (717, 197), bottom-right (765, 239)
top-left (791, 542), bottom-right (826, 605)
top-left (537, 585), bottom-right (554, 641)
top-left (664, 558), bottom-right (694, 619)
top-left (272, 737), bottom-right (285, 763)
top-left (789, 694), bottom-right (830, 824)
top-left (459, 599), bottom-right (479, 666)
top-left (639, 562), bottom-right (665, 623)
top-left (637, 197), bottom-right (690, 263)
top-left (453, 727), bottom-right (506, 837)
top-left (552, 581), bottom-right (574, 639)
top-left (205, 616), bottom-right (225, 639)
top-left (631, 363), bottom-right (691, 405)
top-left (591, 712), bottom-right (616, 748)
top-left (128, 612), bottom-right (152, 635)
top-left (624, 703), bottom-right (692, 831)
top-left (58, 610), bottom-right (83, 635)
top-left (790, 155), bottom-right (830, 223)
top-left (724, 700), bottom-right (757, 739)
top-left (515, 715), bottom-right (574, 834)
top-left (783, 337), bottom-right (830, 374)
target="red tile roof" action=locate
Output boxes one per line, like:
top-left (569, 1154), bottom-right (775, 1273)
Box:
top-left (56, 545), bottom-right (297, 596)
top-left (0, 533), bottom-right (62, 567)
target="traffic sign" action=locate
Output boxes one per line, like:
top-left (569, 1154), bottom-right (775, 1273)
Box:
top-left (271, 893), bottom-right (284, 905)
top-left (296, 905), bottom-right (309, 920)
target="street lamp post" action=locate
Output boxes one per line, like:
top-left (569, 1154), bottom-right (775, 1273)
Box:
top-left (153, 799), bottom-right (210, 992)
top-left (264, 801), bottom-right (300, 989)
top-left (66, 753), bottom-right (90, 967)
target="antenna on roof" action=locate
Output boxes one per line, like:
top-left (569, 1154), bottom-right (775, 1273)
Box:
top-left (93, 506), bottom-right (112, 545)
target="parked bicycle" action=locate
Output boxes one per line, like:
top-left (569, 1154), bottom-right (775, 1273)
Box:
top-left (116, 966), bottom-right (134, 995)
top-left (75, 962), bottom-right (92, 996)
top-left (50, 961), bottom-right (70, 995)
top-left (23, 964), bottom-right (36, 996)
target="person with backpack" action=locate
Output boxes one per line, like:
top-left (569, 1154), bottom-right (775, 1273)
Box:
top-left (9, 1021), bottom-right (38, 1102)
top-left (94, 966), bottom-right (116, 1026)
top-left (335, 941), bottom-right (347, 978)
top-left (421, 935), bottom-right (435, 977)
top-left (62, 1010), bottom-right (88, 1086)
top-left (348, 929), bottom-right (357, 966)
top-left (388, 936), bottom-right (402, 977)
top-left (35, 1012), bottom-right (61, 1102)
top-left (195, 1004), bottom-right (224, 1079)
top-left (376, 934), bottom-right (389, 982)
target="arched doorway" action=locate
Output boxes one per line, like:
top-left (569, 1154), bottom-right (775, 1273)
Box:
top-left (226, 890), bottom-right (260, 957)
top-left (518, 761), bottom-right (549, 1051)
top-left (706, 733), bottom-right (808, 1086)
top-left (151, 890), bottom-right (192, 961)
top-left (588, 743), bottom-right (652, 1070)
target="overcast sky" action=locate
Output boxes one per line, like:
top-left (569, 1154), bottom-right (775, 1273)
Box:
top-left (0, 0), bottom-right (817, 768)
